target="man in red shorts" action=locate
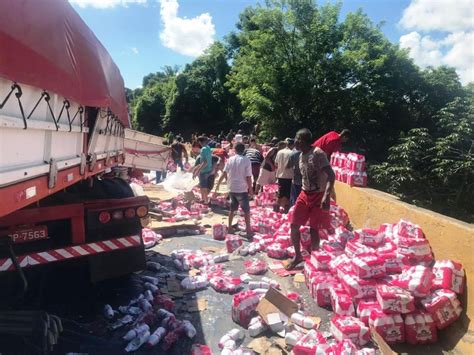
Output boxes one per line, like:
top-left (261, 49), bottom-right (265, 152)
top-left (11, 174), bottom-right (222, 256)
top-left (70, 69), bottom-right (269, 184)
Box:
top-left (287, 128), bottom-right (335, 270)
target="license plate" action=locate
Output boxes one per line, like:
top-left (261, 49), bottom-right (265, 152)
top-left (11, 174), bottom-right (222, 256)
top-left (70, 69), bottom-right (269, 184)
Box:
top-left (1, 225), bottom-right (49, 244)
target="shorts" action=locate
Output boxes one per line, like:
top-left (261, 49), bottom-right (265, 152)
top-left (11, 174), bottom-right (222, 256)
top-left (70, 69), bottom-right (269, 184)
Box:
top-left (199, 172), bottom-right (211, 189)
top-left (291, 190), bottom-right (331, 230)
top-left (277, 178), bottom-right (292, 199)
top-left (257, 168), bottom-right (276, 186)
top-left (229, 192), bottom-right (250, 213)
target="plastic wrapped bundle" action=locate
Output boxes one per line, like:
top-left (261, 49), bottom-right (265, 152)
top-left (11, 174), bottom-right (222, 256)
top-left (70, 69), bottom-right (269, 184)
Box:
top-left (377, 252), bottom-right (406, 274)
top-left (432, 260), bottom-right (465, 294)
top-left (330, 316), bottom-right (370, 347)
top-left (243, 259), bottom-right (267, 275)
top-left (376, 285), bottom-right (415, 314)
top-left (369, 308), bottom-right (405, 344)
top-left (405, 310), bottom-right (438, 344)
top-left (212, 224), bottom-right (228, 241)
top-left (334, 226), bottom-right (356, 246)
top-left (393, 219), bottom-right (424, 239)
top-left (420, 289), bottom-right (462, 329)
top-left (397, 237), bottom-right (433, 263)
top-left (346, 153), bottom-right (366, 172)
top-left (392, 265), bottom-right (434, 298)
top-left (341, 274), bottom-right (377, 300)
top-left (330, 287), bottom-right (356, 316)
top-left (311, 273), bottom-right (339, 307)
top-left (352, 255), bottom-right (386, 279)
top-left (231, 290), bottom-right (262, 327)
top-left (293, 330), bottom-right (329, 355)
top-left (309, 250), bottom-right (333, 271)
top-left (357, 300), bottom-right (381, 325)
top-left (266, 243), bottom-right (288, 259)
top-left (322, 241), bottom-right (345, 256)
top-left (347, 171), bottom-right (367, 187)
top-left (209, 276), bottom-right (242, 293)
top-left (226, 235), bottom-right (243, 253)
top-left (345, 240), bottom-right (375, 258)
top-left (354, 228), bottom-right (384, 248)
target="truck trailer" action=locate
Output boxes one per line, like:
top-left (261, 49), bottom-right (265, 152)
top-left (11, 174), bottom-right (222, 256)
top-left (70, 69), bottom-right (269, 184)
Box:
top-left (0, 0), bottom-right (169, 292)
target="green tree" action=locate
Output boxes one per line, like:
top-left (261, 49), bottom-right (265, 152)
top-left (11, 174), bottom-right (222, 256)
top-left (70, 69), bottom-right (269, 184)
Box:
top-left (371, 95), bottom-right (474, 221)
top-left (226, 0), bottom-right (423, 159)
top-left (165, 42), bottom-right (241, 137)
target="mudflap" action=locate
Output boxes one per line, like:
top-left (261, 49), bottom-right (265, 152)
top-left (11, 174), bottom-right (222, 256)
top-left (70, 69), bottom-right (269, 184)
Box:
top-left (88, 245), bottom-right (146, 283)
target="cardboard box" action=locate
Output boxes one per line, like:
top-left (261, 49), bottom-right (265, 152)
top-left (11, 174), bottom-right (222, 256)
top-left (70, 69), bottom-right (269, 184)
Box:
top-left (256, 287), bottom-right (299, 335)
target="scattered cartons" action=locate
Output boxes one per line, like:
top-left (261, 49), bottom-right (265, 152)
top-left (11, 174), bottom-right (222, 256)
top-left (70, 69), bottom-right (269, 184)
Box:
top-left (256, 288), bottom-right (298, 335)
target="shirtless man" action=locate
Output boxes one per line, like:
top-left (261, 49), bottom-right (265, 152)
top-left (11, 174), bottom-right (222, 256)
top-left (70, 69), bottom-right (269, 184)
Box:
top-left (287, 128), bottom-right (335, 270)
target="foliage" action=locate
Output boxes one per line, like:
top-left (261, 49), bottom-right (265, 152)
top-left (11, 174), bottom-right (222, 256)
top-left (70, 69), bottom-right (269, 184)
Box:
top-left (124, 0), bottom-right (473, 221)
top-left (370, 94), bottom-right (474, 221)
top-left (164, 42), bottom-right (241, 137)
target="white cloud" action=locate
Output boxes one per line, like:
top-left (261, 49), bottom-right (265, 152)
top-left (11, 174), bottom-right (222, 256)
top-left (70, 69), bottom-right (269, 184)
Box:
top-left (130, 47), bottom-right (139, 55)
top-left (159, 0), bottom-right (215, 57)
top-left (69, 0), bottom-right (147, 9)
top-left (399, 0), bottom-right (474, 84)
top-left (400, 0), bottom-right (474, 32)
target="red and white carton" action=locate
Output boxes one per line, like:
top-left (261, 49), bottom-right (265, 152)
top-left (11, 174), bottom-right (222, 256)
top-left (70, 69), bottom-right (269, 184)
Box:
top-left (377, 252), bottom-right (406, 274)
top-left (405, 310), bottom-right (438, 344)
top-left (330, 287), bottom-right (356, 316)
top-left (226, 235), bottom-right (243, 253)
top-left (394, 219), bottom-right (424, 239)
top-left (309, 250), bottom-right (333, 271)
top-left (209, 276), bottom-right (242, 293)
top-left (347, 171), bottom-right (367, 187)
top-left (293, 330), bottom-right (329, 355)
top-left (328, 339), bottom-right (358, 355)
top-left (377, 240), bottom-right (397, 254)
top-left (354, 228), bottom-right (384, 248)
top-left (310, 274), bottom-right (339, 307)
top-left (330, 316), bottom-right (370, 347)
top-left (274, 234), bottom-right (292, 248)
top-left (369, 308), bottom-right (405, 344)
top-left (341, 274), bottom-right (377, 300)
top-left (231, 290), bottom-right (261, 327)
top-left (432, 260), bottom-right (465, 294)
top-left (266, 243), bottom-right (287, 259)
top-left (376, 285), bottom-right (415, 314)
top-left (352, 255), bottom-right (386, 279)
top-left (345, 240), bottom-right (375, 258)
top-left (329, 254), bottom-right (351, 275)
top-left (392, 265), bottom-right (434, 298)
top-left (334, 226), bottom-right (356, 246)
top-left (336, 260), bottom-right (356, 281)
top-left (397, 237), bottom-right (433, 262)
top-left (212, 223), bottom-right (228, 241)
top-left (346, 153), bottom-right (366, 172)
top-left (322, 241), bottom-right (345, 256)
top-left (357, 300), bottom-right (381, 325)
top-left (421, 289), bottom-right (462, 329)
top-left (244, 259), bottom-right (267, 275)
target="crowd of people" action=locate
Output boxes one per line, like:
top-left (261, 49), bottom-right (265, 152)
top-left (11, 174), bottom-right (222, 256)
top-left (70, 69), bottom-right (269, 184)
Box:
top-left (163, 128), bottom-right (351, 270)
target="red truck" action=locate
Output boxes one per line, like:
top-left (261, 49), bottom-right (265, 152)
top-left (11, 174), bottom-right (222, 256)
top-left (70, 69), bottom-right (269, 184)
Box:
top-left (0, 0), bottom-right (169, 287)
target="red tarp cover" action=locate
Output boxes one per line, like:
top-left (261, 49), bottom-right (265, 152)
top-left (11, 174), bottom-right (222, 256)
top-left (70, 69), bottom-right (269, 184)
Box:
top-left (0, 0), bottom-right (129, 126)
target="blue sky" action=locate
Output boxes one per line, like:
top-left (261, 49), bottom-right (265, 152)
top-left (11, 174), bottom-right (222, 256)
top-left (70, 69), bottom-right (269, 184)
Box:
top-left (70, 0), bottom-right (473, 88)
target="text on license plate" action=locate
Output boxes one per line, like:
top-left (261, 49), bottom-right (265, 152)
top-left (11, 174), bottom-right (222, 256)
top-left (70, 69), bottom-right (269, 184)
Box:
top-left (4, 226), bottom-right (49, 244)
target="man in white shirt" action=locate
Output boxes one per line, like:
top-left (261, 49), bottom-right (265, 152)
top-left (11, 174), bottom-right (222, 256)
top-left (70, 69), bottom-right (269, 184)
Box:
top-left (274, 138), bottom-right (295, 213)
top-left (215, 143), bottom-right (254, 238)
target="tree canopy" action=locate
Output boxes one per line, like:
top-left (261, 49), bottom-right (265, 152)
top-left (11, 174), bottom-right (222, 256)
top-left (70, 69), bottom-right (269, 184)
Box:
top-left (125, 0), bottom-right (473, 222)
